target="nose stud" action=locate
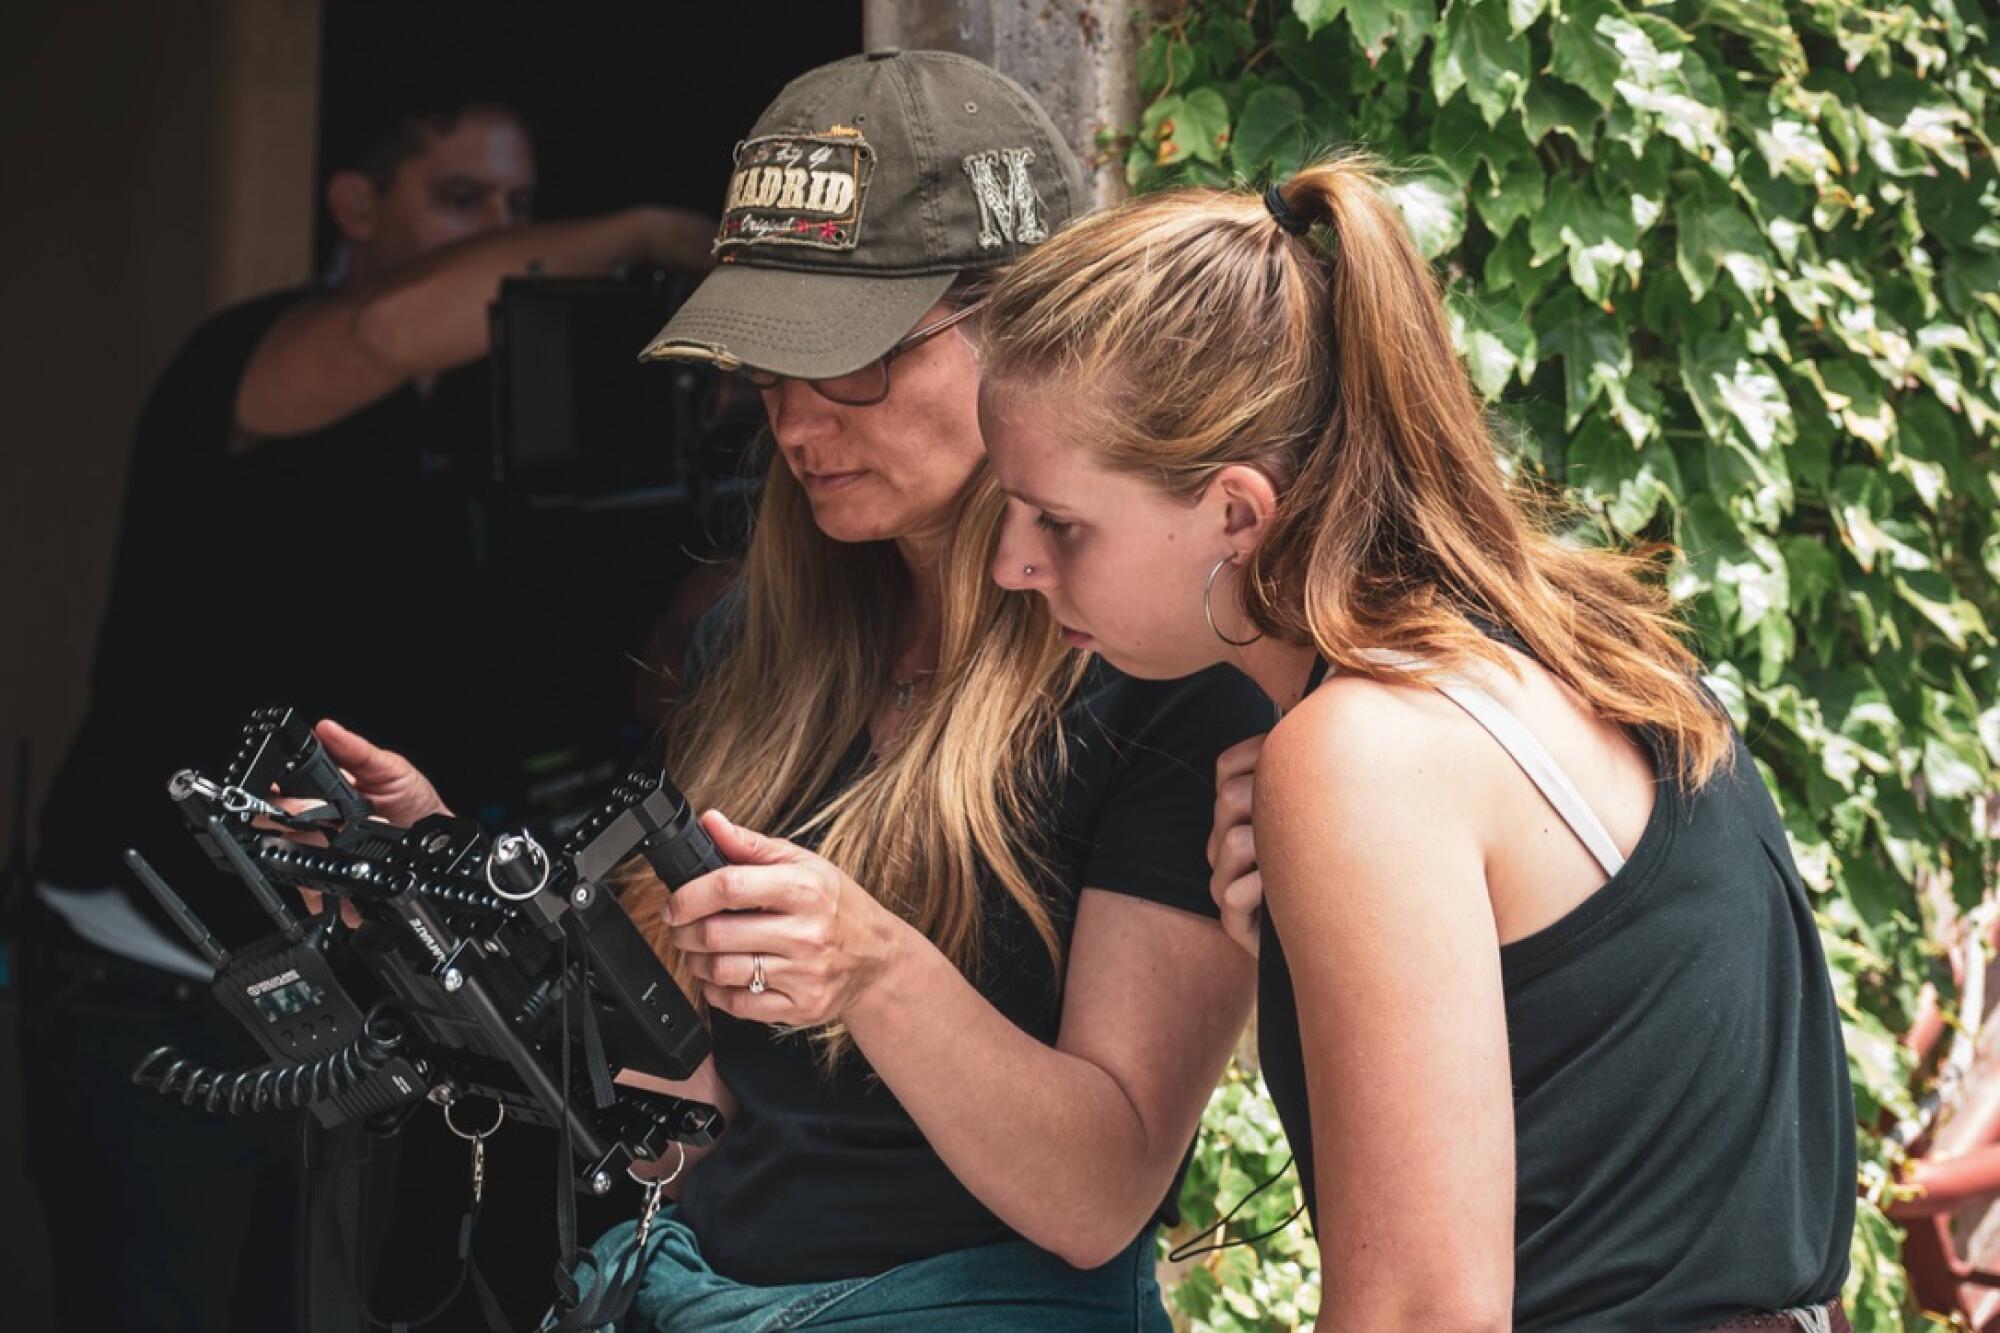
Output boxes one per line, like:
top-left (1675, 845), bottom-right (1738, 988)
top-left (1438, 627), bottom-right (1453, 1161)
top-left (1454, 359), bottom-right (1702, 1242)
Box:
top-left (1023, 565), bottom-right (1035, 576)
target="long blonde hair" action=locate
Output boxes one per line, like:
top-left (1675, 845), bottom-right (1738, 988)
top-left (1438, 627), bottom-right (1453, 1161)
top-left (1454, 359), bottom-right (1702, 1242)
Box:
top-left (621, 439), bottom-right (1088, 1058)
top-left (980, 152), bottom-right (1731, 787)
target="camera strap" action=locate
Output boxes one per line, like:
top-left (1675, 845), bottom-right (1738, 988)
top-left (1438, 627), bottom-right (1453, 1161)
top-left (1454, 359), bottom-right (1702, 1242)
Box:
top-left (299, 1118), bottom-right (381, 1333)
top-left (545, 940), bottom-right (648, 1332)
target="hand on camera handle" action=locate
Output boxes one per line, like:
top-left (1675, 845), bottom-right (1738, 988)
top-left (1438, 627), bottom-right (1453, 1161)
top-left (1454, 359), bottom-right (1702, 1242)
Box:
top-left (665, 810), bottom-right (908, 1029)
top-left (1207, 734), bottom-right (1267, 960)
top-left (311, 718), bottom-right (452, 825)
top-left (279, 717), bottom-right (453, 928)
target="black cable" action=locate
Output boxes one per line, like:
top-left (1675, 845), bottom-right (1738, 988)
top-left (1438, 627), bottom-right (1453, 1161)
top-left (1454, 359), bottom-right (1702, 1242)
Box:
top-left (132, 1006), bottom-right (407, 1114)
top-left (1167, 1155), bottom-right (1308, 1263)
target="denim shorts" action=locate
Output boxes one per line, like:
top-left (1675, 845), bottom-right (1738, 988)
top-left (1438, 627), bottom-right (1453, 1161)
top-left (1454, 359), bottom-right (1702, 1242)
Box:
top-left (548, 1202), bottom-right (1172, 1332)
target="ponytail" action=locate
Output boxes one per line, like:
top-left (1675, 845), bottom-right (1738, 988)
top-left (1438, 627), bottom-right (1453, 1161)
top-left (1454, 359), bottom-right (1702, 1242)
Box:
top-left (981, 152), bottom-right (1731, 788)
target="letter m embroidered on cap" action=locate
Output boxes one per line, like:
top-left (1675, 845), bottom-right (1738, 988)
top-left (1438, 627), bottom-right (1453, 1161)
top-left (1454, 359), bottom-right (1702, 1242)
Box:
top-left (962, 148), bottom-right (1049, 250)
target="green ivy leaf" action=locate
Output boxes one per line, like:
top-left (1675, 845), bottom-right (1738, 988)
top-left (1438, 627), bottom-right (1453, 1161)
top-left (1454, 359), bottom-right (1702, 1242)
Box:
top-left (1547, 0), bottom-right (1624, 108)
top-left (1293, 0), bottom-right (1347, 39)
top-left (1674, 198), bottom-right (1777, 304)
top-left (1232, 85), bottom-right (1310, 178)
top-left (1141, 94), bottom-right (1182, 152)
top-left (1475, 154), bottom-right (1546, 240)
top-left (1832, 466), bottom-right (1929, 573)
top-left (1802, 361), bottom-right (1896, 456)
top-left (1567, 416), bottom-right (1684, 535)
top-left (1536, 289), bottom-right (1631, 427)
top-left (1895, 572), bottom-right (1993, 650)
top-left (1522, 79), bottom-right (1603, 159)
top-left (1448, 288), bottom-right (1537, 398)
top-left (1701, 0), bottom-right (1803, 73)
top-left (1507, 0), bottom-right (1546, 34)
top-left (1175, 88), bottom-right (1232, 164)
top-left (1858, 106), bottom-right (1930, 178)
top-left (1889, 396), bottom-right (1966, 511)
top-left (1531, 174), bottom-right (1642, 304)
top-left (1682, 345), bottom-right (1796, 456)
top-left (1602, 16), bottom-right (1735, 175)
top-left (1783, 536), bottom-right (1841, 621)
top-left (1381, 169), bottom-right (1467, 259)
top-left (1744, 105), bottom-right (1840, 187)
top-left (1341, 0), bottom-right (1438, 64)
top-left (1137, 31), bottom-right (1169, 94)
top-left (1483, 225), bottom-right (1564, 303)
top-left (1896, 100), bottom-right (1973, 177)
top-left (1433, 0), bottom-right (1530, 126)
top-left (1428, 96), bottom-right (1529, 184)
top-left (1921, 733), bottom-right (1987, 801)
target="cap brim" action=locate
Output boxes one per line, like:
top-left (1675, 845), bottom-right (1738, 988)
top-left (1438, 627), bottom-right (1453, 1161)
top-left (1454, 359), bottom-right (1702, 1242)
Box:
top-left (638, 265), bottom-right (957, 379)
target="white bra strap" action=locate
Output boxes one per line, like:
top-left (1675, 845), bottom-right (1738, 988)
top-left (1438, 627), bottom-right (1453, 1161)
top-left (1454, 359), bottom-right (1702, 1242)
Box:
top-left (1431, 680), bottom-right (1627, 878)
top-left (1336, 648), bottom-right (1629, 877)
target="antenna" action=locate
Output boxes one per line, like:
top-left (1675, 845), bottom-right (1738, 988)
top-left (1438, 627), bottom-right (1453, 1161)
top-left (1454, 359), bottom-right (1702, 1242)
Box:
top-left (123, 849), bottom-right (231, 970)
top-left (205, 816), bottom-right (306, 942)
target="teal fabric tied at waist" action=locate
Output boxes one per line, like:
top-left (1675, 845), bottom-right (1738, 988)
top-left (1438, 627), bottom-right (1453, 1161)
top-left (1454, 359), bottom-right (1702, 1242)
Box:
top-left (547, 1202), bottom-right (1172, 1332)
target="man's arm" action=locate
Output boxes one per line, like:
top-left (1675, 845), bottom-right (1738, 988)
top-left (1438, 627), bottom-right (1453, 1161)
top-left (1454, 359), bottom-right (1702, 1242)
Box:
top-left (233, 205), bottom-right (712, 443)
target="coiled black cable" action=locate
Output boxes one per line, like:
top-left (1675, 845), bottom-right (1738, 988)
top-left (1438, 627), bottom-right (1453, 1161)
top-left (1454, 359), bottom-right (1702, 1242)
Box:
top-left (131, 1005), bottom-right (407, 1115)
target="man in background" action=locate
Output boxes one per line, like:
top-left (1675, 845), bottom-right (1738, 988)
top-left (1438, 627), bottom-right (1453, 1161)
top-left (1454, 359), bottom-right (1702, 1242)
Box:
top-left (21, 90), bottom-right (709, 1331)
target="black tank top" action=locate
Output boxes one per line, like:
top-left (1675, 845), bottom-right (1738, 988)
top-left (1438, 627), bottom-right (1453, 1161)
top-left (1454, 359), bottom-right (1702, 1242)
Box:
top-left (1256, 659), bottom-right (1854, 1328)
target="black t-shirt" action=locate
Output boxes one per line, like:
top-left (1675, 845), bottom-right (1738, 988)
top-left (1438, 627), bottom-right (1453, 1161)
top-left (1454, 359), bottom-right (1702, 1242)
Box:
top-left (672, 622), bottom-right (1275, 1284)
top-left (1257, 686), bottom-right (1854, 1327)
top-left (36, 289), bottom-right (497, 945)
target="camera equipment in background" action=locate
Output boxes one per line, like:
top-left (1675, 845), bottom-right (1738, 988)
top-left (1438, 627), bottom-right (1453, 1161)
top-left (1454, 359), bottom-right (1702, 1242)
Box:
top-left (481, 268), bottom-right (763, 833)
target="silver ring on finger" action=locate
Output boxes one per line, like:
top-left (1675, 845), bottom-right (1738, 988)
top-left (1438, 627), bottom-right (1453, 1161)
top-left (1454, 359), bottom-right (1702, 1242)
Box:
top-left (748, 953), bottom-right (767, 995)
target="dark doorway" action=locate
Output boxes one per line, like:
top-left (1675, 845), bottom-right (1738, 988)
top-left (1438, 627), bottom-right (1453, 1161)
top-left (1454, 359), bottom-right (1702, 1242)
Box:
top-left (318, 2), bottom-right (864, 260)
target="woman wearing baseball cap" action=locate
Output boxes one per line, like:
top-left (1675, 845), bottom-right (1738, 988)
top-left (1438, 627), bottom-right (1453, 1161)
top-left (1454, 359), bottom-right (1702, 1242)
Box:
top-left (533, 49), bottom-right (1270, 1329)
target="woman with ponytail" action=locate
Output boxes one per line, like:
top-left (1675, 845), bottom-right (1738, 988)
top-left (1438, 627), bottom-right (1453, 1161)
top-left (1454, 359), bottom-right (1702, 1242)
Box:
top-left (977, 153), bottom-right (1854, 1329)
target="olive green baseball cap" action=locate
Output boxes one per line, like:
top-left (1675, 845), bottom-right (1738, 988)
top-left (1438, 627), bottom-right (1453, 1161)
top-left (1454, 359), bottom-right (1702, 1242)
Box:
top-left (638, 49), bottom-right (1086, 379)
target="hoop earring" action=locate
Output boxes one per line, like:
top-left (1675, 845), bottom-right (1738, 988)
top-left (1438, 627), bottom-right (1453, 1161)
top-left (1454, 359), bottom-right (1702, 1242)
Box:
top-left (1205, 555), bottom-right (1262, 648)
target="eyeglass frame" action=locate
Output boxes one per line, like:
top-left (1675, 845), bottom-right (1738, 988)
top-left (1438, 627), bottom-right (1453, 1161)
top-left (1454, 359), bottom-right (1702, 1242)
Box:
top-left (731, 299), bottom-right (987, 407)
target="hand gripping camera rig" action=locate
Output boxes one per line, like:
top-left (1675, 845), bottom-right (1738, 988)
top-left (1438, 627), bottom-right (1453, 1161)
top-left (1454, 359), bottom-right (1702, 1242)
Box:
top-left (126, 705), bottom-right (725, 1199)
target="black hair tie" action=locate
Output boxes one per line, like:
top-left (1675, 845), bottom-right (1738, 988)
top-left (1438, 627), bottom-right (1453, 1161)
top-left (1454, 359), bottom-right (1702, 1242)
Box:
top-left (1263, 182), bottom-right (1310, 236)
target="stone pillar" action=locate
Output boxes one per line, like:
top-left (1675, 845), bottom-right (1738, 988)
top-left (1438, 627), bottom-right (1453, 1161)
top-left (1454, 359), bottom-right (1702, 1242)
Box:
top-left (862, 0), bottom-right (1144, 208)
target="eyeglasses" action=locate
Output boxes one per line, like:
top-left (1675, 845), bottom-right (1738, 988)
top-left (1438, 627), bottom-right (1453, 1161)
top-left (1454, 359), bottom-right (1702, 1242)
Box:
top-left (732, 300), bottom-right (986, 407)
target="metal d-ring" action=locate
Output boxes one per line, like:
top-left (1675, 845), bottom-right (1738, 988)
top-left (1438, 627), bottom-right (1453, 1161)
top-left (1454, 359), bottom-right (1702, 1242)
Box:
top-left (629, 1139), bottom-right (688, 1189)
top-left (484, 830), bottom-right (552, 902)
top-left (444, 1097), bottom-right (506, 1143)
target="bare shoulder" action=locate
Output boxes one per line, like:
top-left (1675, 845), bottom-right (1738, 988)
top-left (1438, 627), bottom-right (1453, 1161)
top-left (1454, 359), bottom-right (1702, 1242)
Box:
top-left (1256, 668), bottom-right (1496, 948)
top-left (1256, 675), bottom-right (1487, 905)
top-left (1259, 672), bottom-right (1473, 817)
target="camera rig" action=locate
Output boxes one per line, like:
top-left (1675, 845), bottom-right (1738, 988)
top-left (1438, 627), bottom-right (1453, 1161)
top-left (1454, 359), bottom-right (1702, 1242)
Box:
top-left (126, 705), bottom-right (725, 1197)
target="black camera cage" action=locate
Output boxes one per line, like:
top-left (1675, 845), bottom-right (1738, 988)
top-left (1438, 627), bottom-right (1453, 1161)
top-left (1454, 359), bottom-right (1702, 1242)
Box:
top-left (127, 705), bottom-right (726, 1198)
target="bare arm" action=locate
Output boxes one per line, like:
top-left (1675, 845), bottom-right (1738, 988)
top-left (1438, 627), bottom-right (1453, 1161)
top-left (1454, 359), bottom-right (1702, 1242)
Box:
top-left (1257, 684), bottom-right (1515, 1329)
top-left (668, 813), bottom-right (1255, 1269)
top-left (845, 889), bottom-right (1255, 1267)
top-left (234, 205), bottom-right (713, 441)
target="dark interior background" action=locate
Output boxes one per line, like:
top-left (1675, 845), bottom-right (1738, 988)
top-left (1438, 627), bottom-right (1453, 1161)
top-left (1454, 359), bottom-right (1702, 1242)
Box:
top-left (319, 4), bottom-right (862, 260)
top-left (0, 3), bottom-right (860, 1324)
